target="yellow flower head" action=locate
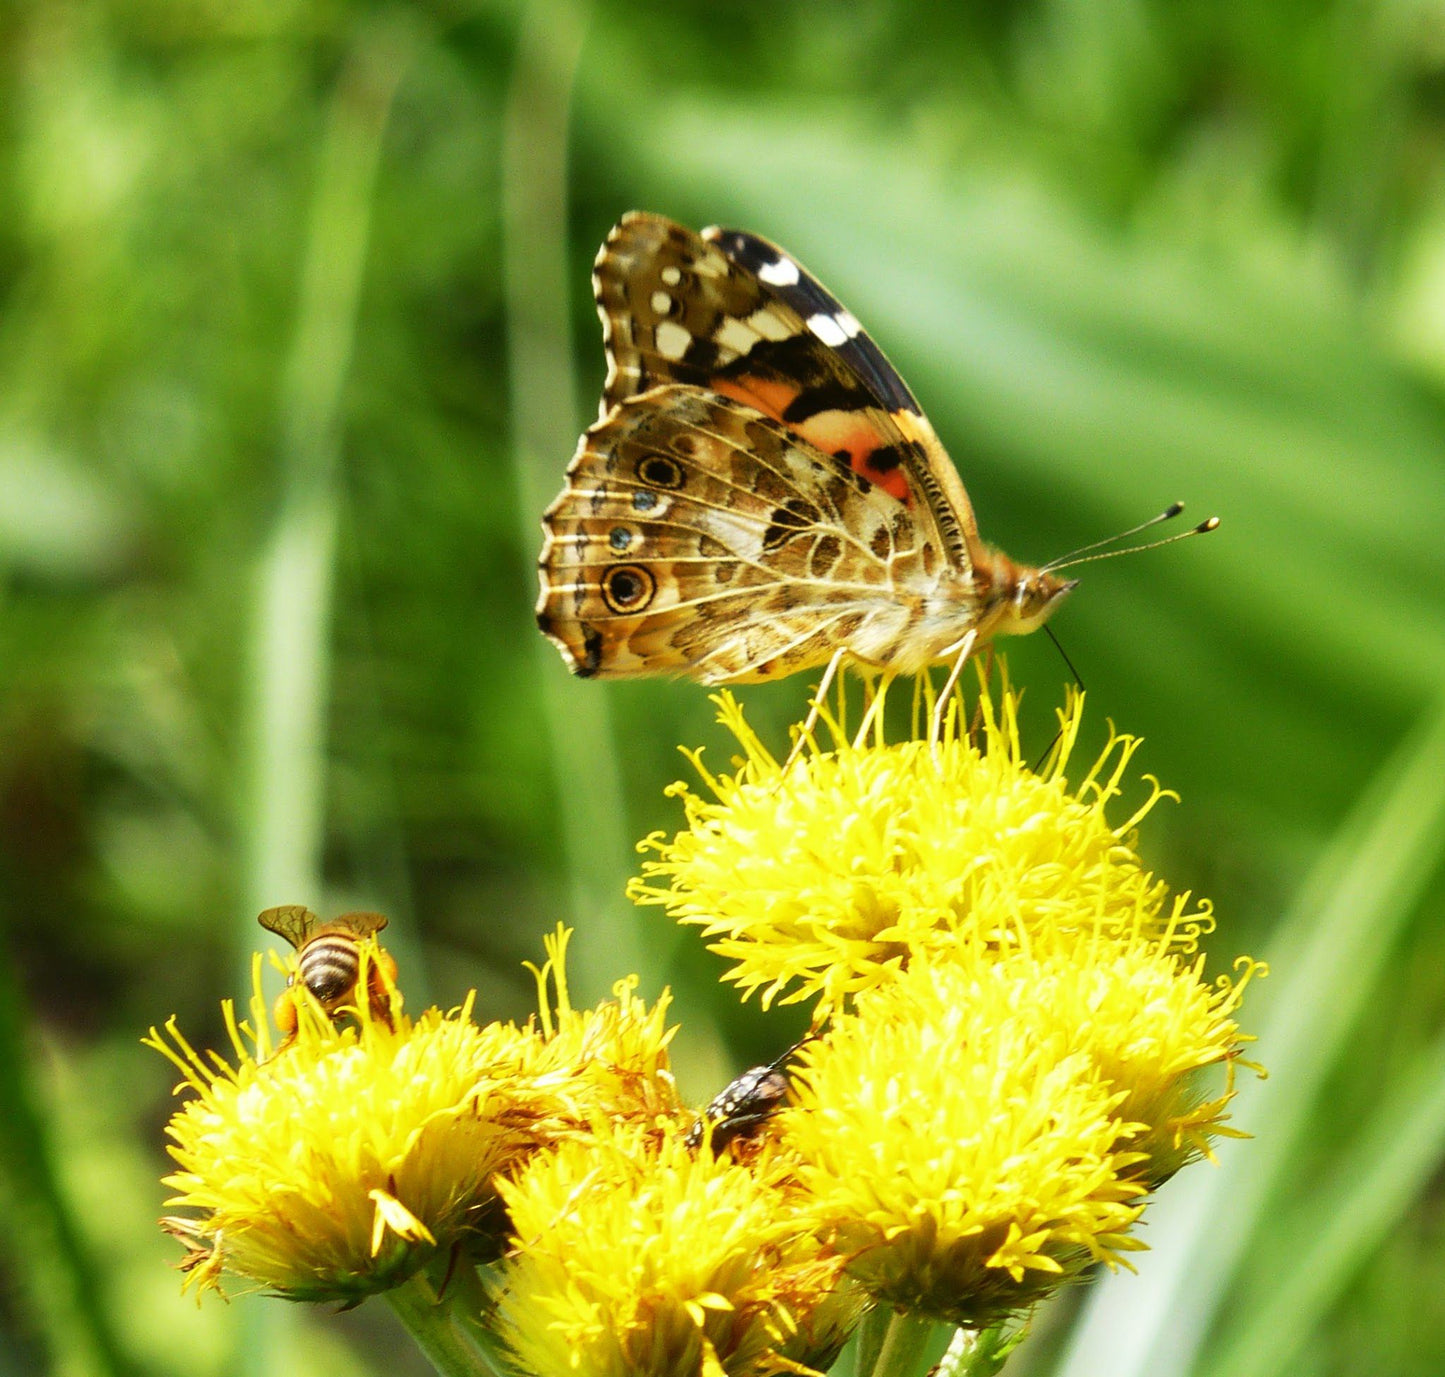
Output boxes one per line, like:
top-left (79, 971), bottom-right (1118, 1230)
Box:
top-left (632, 685), bottom-right (1212, 1011)
top-left (493, 1121), bottom-right (865, 1377)
top-left (779, 958), bottom-right (1151, 1326)
top-left (513, 926), bottom-right (682, 1129)
top-left (149, 932), bottom-right (678, 1303)
top-left (996, 943), bottom-right (1263, 1185)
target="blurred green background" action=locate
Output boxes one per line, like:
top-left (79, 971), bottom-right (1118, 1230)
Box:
top-left (2, 1), bottom-right (1445, 1374)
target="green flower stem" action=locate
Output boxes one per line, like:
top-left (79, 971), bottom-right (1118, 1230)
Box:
top-left (385, 1273), bottom-right (502, 1377)
top-left (935, 1325), bottom-right (1018, 1377)
top-left (857, 1307), bottom-right (940, 1377)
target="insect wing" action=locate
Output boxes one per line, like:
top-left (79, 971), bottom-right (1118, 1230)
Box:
top-left (327, 910), bottom-right (389, 940)
top-left (257, 904), bottom-right (321, 950)
top-left (592, 212), bottom-right (980, 569)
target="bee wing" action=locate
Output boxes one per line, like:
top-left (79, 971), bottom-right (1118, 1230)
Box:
top-left (257, 904), bottom-right (320, 949)
top-left (333, 910), bottom-right (389, 938)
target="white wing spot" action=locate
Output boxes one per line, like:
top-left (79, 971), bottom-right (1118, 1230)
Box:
top-left (758, 255), bottom-right (800, 286)
top-left (715, 316), bottom-right (761, 355)
top-left (747, 308), bottom-right (793, 342)
top-left (650, 290), bottom-right (673, 315)
top-left (654, 320), bottom-right (692, 360)
top-left (660, 266), bottom-right (682, 286)
top-left (836, 311), bottom-right (862, 338)
top-left (806, 312), bottom-right (849, 347)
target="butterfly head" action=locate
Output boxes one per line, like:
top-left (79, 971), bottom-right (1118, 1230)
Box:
top-left (978, 552), bottom-right (1078, 639)
top-left (1007, 568), bottom-right (1079, 635)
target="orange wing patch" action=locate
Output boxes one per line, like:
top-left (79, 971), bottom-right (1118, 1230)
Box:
top-left (797, 410), bottom-right (914, 506)
top-left (710, 376), bottom-right (803, 422)
top-left (711, 372), bottom-right (914, 507)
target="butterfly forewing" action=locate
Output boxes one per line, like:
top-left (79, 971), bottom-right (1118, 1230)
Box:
top-left (593, 213), bottom-right (980, 571)
top-left (703, 225), bottom-right (923, 417)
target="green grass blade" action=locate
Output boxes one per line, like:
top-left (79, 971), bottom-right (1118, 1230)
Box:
top-left (0, 956), bottom-right (138, 1377)
top-left (235, 26), bottom-right (409, 1377)
top-left (1202, 1025), bottom-right (1445, 1377)
top-left (1056, 690), bottom-right (1445, 1377)
top-left (501, 0), bottom-right (651, 1000)
top-left (240, 24), bottom-right (409, 921)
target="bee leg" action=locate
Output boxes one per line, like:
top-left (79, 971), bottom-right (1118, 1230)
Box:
top-left (365, 950), bottom-right (401, 1030)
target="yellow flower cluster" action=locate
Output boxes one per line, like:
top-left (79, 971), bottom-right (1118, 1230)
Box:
top-left (625, 684), bottom-right (1261, 1328)
top-left (150, 679), bottom-right (1261, 1373)
top-left (632, 688), bottom-right (1214, 1011)
top-left (149, 933), bottom-right (680, 1303)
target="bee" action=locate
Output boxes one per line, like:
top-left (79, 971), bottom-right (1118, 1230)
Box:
top-left (257, 905), bottom-right (398, 1046)
top-left (686, 1037), bottom-right (811, 1151)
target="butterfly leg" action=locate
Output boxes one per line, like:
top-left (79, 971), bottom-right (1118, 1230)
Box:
top-left (930, 630), bottom-right (978, 745)
top-left (967, 644), bottom-right (997, 742)
top-left (852, 671), bottom-right (896, 749)
top-left (784, 645), bottom-right (849, 772)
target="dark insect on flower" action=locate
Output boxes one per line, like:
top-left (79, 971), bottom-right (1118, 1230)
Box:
top-left (257, 905), bottom-right (397, 1050)
top-left (687, 1038), bottom-right (811, 1151)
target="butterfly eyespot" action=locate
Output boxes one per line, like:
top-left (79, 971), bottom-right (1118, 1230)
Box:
top-left (636, 454), bottom-right (686, 489)
top-left (632, 489), bottom-right (659, 513)
top-left (601, 564), bottom-right (656, 613)
top-left (670, 434), bottom-right (699, 458)
top-left (608, 526), bottom-right (634, 552)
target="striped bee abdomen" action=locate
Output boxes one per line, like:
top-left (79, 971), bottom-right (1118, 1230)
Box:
top-left (299, 933), bottom-right (362, 1006)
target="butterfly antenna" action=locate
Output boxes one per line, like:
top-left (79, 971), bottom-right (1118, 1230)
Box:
top-left (1045, 508), bottom-right (1219, 574)
top-left (1041, 502), bottom-right (1209, 572)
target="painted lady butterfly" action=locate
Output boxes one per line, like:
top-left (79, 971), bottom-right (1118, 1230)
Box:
top-left (537, 213), bottom-right (1208, 689)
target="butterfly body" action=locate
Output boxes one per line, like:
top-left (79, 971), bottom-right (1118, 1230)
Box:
top-left (538, 213), bottom-right (1076, 683)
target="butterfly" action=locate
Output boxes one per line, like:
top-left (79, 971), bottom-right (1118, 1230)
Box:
top-left (537, 213), bottom-right (1201, 690)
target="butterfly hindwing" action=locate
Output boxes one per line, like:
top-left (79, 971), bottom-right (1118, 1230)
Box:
top-left (537, 386), bottom-right (943, 683)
